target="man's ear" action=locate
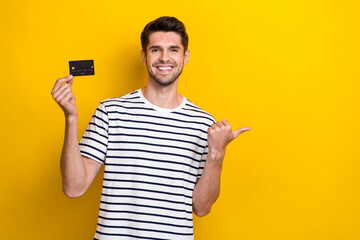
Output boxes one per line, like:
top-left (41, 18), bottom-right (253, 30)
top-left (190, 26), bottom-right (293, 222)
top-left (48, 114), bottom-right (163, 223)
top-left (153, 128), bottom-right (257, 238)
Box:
top-left (184, 50), bottom-right (190, 65)
top-left (141, 50), bottom-right (146, 65)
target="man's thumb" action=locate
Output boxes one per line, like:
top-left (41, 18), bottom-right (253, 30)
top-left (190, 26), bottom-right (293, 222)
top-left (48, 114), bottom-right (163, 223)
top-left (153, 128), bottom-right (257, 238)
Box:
top-left (232, 127), bottom-right (251, 140)
top-left (67, 75), bottom-right (74, 86)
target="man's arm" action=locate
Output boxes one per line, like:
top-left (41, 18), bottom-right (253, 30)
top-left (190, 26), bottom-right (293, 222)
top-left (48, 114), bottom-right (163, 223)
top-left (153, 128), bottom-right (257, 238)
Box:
top-left (192, 119), bottom-right (250, 216)
top-left (52, 75), bottom-right (102, 198)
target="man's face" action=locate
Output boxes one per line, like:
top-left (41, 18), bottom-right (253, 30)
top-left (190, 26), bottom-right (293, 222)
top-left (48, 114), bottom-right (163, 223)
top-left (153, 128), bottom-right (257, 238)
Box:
top-left (141, 31), bottom-right (190, 86)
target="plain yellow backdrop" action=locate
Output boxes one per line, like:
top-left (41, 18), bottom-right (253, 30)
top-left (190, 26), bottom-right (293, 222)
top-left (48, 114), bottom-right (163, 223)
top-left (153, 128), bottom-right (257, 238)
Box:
top-left (1, 0), bottom-right (359, 239)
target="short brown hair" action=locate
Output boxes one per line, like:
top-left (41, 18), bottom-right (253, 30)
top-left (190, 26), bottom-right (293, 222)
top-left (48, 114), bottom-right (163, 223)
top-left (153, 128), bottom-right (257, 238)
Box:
top-left (141, 16), bottom-right (189, 54)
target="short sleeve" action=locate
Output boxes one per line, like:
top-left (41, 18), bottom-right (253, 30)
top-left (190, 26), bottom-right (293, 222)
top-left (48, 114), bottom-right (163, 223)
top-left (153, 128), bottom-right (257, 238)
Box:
top-left (79, 102), bottom-right (109, 164)
top-left (197, 145), bottom-right (209, 179)
top-left (197, 116), bottom-right (215, 179)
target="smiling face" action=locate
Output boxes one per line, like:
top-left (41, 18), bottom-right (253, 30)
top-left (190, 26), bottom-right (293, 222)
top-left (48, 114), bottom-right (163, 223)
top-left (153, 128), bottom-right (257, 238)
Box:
top-left (141, 31), bottom-right (190, 87)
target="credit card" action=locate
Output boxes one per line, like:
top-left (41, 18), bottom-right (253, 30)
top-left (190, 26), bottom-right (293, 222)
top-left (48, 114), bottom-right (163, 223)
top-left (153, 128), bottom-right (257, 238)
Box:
top-left (69, 60), bottom-right (94, 76)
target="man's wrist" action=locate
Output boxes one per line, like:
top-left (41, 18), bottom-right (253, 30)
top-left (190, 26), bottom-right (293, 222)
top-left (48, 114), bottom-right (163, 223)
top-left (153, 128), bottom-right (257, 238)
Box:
top-left (65, 114), bottom-right (78, 124)
top-left (207, 150), bottom-right (225, 166)
top-left (208, 150), bottom-right (225, 161)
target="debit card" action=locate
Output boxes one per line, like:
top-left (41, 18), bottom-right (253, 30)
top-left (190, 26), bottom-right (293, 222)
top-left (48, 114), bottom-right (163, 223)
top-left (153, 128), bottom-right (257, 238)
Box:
top-left (69, 60), bottom-right (94, 76)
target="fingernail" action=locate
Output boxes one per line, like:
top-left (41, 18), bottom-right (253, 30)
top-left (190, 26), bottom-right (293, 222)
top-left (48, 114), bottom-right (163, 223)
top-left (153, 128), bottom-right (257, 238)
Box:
top-left (69, 74), bottom-right (73, 78)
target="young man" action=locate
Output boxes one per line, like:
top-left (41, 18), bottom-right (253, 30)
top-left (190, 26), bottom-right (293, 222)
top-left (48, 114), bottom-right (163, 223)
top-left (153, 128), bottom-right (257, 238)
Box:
top-left (51, 16), bottom-right (250, 240)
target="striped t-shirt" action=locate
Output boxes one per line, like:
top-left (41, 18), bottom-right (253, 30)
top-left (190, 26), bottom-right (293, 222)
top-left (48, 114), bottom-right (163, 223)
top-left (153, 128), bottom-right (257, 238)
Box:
top-left (79, 89), bottom-right (215, 240)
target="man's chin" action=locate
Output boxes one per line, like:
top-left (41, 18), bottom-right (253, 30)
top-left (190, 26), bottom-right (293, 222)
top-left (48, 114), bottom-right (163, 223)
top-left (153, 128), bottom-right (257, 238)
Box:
top-left (147, 69), bottom-right (182, 87)
top-left (150, 74), bottom-right (179, 86)
top-left (154, 78), bottom-right (177, 86)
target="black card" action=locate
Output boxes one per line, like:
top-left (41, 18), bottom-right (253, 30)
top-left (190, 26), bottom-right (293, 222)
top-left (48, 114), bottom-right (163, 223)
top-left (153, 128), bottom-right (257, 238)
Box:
top-left (69, 60), bottom-right (94, 76)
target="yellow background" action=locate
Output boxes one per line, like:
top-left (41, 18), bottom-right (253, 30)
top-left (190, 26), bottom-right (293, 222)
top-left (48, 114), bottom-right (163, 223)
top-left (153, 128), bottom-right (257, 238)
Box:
top-left (1, 0), bottom-right (359, 239)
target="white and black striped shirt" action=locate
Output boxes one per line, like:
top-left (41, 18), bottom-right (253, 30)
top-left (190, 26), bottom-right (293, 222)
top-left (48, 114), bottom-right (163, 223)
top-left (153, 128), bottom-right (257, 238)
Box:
top-left (79, 89), bottom-right (215, 240)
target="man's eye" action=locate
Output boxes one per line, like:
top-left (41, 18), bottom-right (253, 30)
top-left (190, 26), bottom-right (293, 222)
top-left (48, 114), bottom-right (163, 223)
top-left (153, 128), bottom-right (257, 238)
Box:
top-left (151, 49), bottom-right (160, 53)
top-left (170, 49), bottom-right (179, 52)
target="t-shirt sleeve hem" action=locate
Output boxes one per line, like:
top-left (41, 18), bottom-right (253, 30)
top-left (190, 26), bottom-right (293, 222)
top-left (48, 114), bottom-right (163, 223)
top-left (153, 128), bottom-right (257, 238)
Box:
top-left (80, 151), bottom-right (105, 165)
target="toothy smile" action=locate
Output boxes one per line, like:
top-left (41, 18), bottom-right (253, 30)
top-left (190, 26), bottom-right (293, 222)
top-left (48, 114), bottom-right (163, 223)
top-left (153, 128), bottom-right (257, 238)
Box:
top-left (156, 65), bottom-right (174, 72)
top-left (158, 67), bottom-right (172, 70)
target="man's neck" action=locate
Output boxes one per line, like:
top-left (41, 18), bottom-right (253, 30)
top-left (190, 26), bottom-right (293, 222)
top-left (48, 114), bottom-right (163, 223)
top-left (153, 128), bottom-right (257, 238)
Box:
top-left (141, 81), bottom-right (183, 109)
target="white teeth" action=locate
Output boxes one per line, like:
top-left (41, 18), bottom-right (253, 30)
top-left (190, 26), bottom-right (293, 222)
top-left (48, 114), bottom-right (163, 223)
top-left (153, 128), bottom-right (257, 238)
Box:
top-left (158, 67), bottom-right (172, 70)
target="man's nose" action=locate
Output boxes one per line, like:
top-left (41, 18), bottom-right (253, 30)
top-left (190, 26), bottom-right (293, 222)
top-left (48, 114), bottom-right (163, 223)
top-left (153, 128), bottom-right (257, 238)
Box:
top-left (159, 50), bottom-right (169, 62)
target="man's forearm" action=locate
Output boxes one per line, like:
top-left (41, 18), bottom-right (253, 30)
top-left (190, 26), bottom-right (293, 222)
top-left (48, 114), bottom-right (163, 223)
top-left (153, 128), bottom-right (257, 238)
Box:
top-left (192, 154), bottom-right (223, 217)
top-left (60, 116), bottom-right (87, 198)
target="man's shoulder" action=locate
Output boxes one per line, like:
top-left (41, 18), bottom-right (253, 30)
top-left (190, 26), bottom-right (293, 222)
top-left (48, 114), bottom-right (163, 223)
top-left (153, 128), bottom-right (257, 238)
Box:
top-left (100, 89), bottom-right (142, 107)
top-left (181, 98), bottom-right (216, 125)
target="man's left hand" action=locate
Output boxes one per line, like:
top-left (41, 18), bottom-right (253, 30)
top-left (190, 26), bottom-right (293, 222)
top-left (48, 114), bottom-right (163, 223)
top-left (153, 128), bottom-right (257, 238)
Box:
top-left (207, 119), bottom-right (250, 162)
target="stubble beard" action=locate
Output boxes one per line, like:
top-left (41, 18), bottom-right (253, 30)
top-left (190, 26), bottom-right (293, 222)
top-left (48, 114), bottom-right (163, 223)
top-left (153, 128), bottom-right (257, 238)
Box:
top-left (146, 61), bottom-right (184, 87)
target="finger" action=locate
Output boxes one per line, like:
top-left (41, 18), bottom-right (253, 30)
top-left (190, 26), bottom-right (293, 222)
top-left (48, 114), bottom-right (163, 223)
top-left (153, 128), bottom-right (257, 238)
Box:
top-left (221, 119), bottom-right (230, 126)
top-left (210, 123), bottom-right (218, 130)
top-left (221, 119), bottom-right (232, 132)
top-left (51, 75), bottom-right (72, 94)
top-left (66, 75), bottom-right (74, 86)
top-left (232, 127), bottom-right (251, 140)
top-left (51, 75), bottom-right (73, 94)
top-left (52, 83), bottom-right (70, 100)
top-left (59, 92), bottom-right (73, 106)
top-left (55, 87), bottom-right (71, 104)
top-left (215, 121), bottom-right (224, 128)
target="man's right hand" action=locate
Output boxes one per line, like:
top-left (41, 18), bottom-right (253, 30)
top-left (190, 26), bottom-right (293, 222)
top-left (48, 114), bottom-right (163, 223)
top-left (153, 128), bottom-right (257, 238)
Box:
top-left (51, 75), bottom-right (78, 118)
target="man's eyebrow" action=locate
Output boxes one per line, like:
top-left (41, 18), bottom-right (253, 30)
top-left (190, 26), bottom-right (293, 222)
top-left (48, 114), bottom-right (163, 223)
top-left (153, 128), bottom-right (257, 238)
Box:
top-left (149, 45), bottom-right (181, 49)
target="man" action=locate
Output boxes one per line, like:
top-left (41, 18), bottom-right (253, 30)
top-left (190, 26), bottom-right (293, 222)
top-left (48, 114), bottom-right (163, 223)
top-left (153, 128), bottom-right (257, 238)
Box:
top-left (51, 16), bottom-right (250, 240)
